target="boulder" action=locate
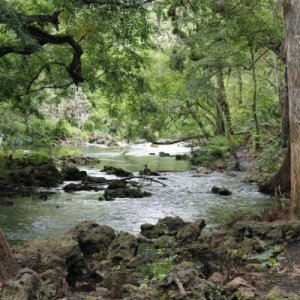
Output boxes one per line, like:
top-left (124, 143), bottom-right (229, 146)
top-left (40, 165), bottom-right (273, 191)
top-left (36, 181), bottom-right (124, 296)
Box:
top-left (140, 217), bottom-right (188, 239)
top-left (70, 221), bottom-right (115, 258)
top-left (176, 220), bottom-right (206, 244)
top-left (212, 186), bottom-right (232, 196)
top-left (108, 232), bottom-right (138, 262)
top-left (104, 187), bottom-right (151, 201)
top-left (61, 164), bottom-right (87, 181)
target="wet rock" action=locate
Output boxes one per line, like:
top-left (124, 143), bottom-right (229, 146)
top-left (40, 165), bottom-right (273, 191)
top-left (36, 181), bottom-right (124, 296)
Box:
top-left (82, 176), bottom-right (107, 184)
top-left (9, 163), bottom-right (63, 188)
top-left (63, 183), bottom-right (104, 192)
top-left (102, 166), bottom-right (132, 177)
top-left (70, 221), bottom-right (115, 258)
top-left (108, 232), bottom-right (138, 261)
top-left (159, 152), bottom-right (171, 157)
top-left (107, 180), bottom-right (127, 189)
top-left (61, 164), bottom-right (87, 181)
top-left (140, 217), bottom-right (188, 239)
top-left (58, 155), bottom-right (100, 166)
top-left (175, 154), bottom-right (190, 160)
top-left (104, 187), bottom-right (151, 201)
top-left (211, 186), bottom-right (232, 196)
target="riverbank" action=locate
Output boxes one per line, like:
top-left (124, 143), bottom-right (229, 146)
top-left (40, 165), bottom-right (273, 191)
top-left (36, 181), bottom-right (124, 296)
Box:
top-left (1, 214), bottom-right (300, 299)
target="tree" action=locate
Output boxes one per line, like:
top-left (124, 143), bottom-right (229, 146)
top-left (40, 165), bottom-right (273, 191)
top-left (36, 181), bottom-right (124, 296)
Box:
top-left (0, 230), bottom-right (19, 283)
top-left (284, 0), bottom-right (300, 219)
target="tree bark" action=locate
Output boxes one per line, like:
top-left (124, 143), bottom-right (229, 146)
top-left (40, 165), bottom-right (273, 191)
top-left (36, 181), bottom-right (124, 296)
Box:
top-left (284, 0), bottom-right (300, 219)
top-left (215, 67), bottom-right (233, 135)
top-left (259, 145), bottom-right (291, 194)
top-left (0, 230), bottom-right (19, 283)
top-left (279, 63), bottom-right (290, 148)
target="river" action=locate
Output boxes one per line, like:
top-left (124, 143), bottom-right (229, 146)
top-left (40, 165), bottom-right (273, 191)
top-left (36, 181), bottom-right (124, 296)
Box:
top-left (0, 143), bottom-right (271, 244)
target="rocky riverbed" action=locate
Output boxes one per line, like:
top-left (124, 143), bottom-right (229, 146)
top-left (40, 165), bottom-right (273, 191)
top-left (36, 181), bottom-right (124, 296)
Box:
top-left (1, 214), bottom-right (300, 299)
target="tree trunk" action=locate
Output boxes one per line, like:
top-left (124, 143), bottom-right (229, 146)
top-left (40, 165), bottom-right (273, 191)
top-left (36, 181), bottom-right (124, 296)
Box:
top-left (284, 0), bottom-right (300, 219)
top-left (0, 229), bottom-right (19, 283)
top-left (259, 145), bottom-right (291, 194)
top-left (215, 67), bottom-right (233, 135)
top-left (250, 48), bottom-right (260, 150)
top-left (279, 63), bottom-right (290, 148)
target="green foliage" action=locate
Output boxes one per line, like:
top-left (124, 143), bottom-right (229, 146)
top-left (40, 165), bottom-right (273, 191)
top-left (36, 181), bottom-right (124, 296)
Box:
top-left (192, 136), bottom-right (230, 165)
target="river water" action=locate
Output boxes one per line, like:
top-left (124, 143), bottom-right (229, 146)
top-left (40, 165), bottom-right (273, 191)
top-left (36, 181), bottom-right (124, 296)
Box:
top-left (0, 143), bottom-right (271, 244)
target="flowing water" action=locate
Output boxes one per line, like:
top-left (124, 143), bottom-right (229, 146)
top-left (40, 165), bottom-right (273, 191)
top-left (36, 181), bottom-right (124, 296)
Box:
top-left (0, 143), bottom-right (271, 244)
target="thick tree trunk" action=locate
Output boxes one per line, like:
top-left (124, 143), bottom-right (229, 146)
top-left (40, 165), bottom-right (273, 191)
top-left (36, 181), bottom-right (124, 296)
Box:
top-left (215, 67), bottom-right (233, 135)
top-left (0, 229), bottom-right (19, 283)
top-left (285, 0), bottom-right (300, 219)
top-left (279, 64), bottom-right (290, 147)
top-left (259, 145), bottom-right (291, 194)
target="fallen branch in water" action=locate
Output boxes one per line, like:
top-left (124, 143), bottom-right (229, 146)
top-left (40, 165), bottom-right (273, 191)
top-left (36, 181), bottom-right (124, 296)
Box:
top-left (119, 176), bottom-right (167, 187)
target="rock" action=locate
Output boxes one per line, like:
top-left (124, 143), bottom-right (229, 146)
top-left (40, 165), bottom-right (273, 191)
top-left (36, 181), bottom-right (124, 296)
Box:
top-left (225, 277), bottom-right (251, 290)
top-left (175, 154), bottom-right (190, 160)
top-left (208, 272), bottom-right (225, 284)
top-left (140, 216), bottom-right (188, 239)
top-left (102, 166), bottom-right (132, 177)
top-left (212, 186), bottom-right (232, 196)
top-left (61, 164), bottom-right (87, 181)
top-left (196, 166), bottom-right (212, 174)
top-left (58, 155), bottom-right (100, 166)
top-left (0, 273), bottom-right (41, 300)
top-left (176, 220), bottom-right (206, 244)
top-left (159, 152), bottom-right (171, 157)
top-left (267, 287), bottom-right (299, 300)
top-left (149, 153), bottom-right (155, 156)
top-left (89, 132), bottom-right (118, 146)
top-left (107, 180), bottom-right (127, 189)
top-left (63, 183), bottom-right (103, 192)
top-left (82, 176), bottom-right (107, 184)
top-left (108, 232), bottom-right (138, 261)
top-left (214, 159), bottom-right (227, 170)
top-left (70, 221), bottom-right (115, 258)
top-left (104, 187), bottom-right (151, 201)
